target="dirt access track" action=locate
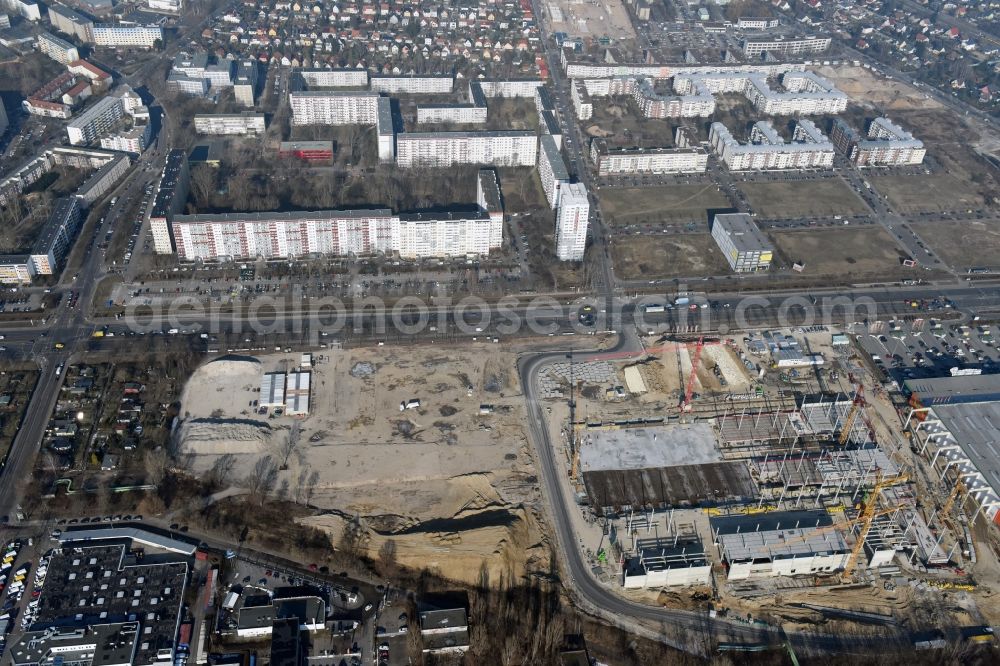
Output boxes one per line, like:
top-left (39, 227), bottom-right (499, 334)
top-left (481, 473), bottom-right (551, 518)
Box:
top-left (177, 346), bottom-right (547, 585)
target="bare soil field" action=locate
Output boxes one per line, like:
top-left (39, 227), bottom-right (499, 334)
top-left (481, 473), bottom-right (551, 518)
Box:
top-left (910, 219), bottom-right (1000, 269)
top-left (769, 227), bottom-right (911, 278)
top-left (599, 185), bottom-right (730, 225)
top-left (543, 0), bottom-right (636, 40)
top-left (741, 179), bottom-right (869, 219)
top-left (816, 65), bottom-right (942, 111)
top-left (176, 346), bottom-right (546, 584)
top-left (878, 108), bottom-right (1000, 212)
top-left (871, 174), bottom-right (986, 214)
top-left (611, 233), bottom-right (732, 279)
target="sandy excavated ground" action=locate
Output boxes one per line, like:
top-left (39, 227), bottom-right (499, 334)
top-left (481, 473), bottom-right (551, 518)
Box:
top-left (177, 347), bottom-right (548, 584)
top-left (816, 65), bottom-right (942, 111)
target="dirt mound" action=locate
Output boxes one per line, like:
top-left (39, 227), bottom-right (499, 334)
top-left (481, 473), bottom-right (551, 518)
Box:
top-left (177, 418), bottom-right (273, 455)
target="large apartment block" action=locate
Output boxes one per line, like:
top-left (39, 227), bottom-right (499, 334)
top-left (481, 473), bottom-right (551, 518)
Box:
top-left (556, 183), bottom-right (589, 261)
top-left (66, 95), bottom-right (124, 145)
top-left (289, 91), bottom-right (380, 125)
top-left (710, 120), bottom-right (835, 170)
top-left (30, 196), bottom-right (83, 275)
top-left (193, 113), bottom-right (266, 135)
top-left (831, 117), bottom-right (926, 166)
top-left (172, 208), bottom-right (503, 261)
top-left (92, 23), bottom-right (162, 48)
top-left (396, 132), bottom-right (537, 168)
top-left (75, 153), bottom-right (131, 205)
top-left (48, 4), bottom-right (93, 42)
top-left (741, 36), bottom-right (832, 57)
top-left (590, 138), bottom-right (708, 175)
top-left (37, 31), bottom-right (79, 64)
top-left (150, 149), bottom-right (190, 255)
top-left (711, 213), bottom-right (773, 273)
top-left (296, 68), bottom-right (369, 88)
top-left (370, 75), bottom-right (453, 94)
top-left (537, 135), bottom-right (570, 209)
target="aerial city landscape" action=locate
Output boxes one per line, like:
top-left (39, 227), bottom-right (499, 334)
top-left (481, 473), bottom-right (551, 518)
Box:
top-left (1, 0), bottom-right (1000, 663)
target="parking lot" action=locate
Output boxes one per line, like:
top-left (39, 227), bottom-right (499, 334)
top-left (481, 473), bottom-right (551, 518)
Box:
top-left (856, 318), bottom-right (999, 381)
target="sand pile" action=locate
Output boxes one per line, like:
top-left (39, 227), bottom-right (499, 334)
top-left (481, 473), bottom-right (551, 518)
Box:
top-left (176, 418), bottom-right (273, 455)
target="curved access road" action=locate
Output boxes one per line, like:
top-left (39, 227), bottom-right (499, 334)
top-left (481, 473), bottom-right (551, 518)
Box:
top-left (517, 335), bottom-right (908, 656)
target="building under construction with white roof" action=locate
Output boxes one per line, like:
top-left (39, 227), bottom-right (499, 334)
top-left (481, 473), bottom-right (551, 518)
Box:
top-left (712, 510), bottom-right (850, 580)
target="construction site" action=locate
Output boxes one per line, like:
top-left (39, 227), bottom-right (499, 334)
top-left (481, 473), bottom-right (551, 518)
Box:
top-left (536, 325), bottom-right (1000, 639)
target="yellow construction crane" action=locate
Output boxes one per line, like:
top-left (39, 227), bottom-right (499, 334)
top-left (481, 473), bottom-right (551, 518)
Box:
top-left (941, 478), bottom-right (968, 517)
top-left (844, 473), bottom-right (909, 578)
top-left (838, 374), bottom-right (865, 446)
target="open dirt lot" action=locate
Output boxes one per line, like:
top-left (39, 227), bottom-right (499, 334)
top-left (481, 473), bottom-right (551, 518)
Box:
top-left (871, 174), bottom-right (986, 214)
top-left (599, 185), bottom-right (730, 225)
top-left (816, 65), bottom-right (942, 111)
top-left (741, 179), bottom-right (869, 219)
top-left (910, 219), bottom-right (1000, 269)
top-left (586, 100), bottom-right (677, 147)
top-left (769, 227), bottom-right (911, 278)
top-left (543, 0), bottom-right (636, 40)
top-left (177, 347), bottom-right (546, 584)
top-left (611, 234), bottom-right (732, 279)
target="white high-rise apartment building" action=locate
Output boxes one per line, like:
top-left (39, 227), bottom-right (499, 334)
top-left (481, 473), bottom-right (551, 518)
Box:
top-left (741, 36), bottom-right (831, 57)
top-left (709, 120), bottom-right (835, 171)
top-left (66, 95), bottom-right (124, 145)
top-left (370, 75), bottom-right (453, 94)
top-left (92, 24), bottom-right (162, 48)
top-left (395, 132), bottom-right (537, 168)
top-left (37, 31), bottom-right (79, 64)
top-left (289, 91), bottom-right (379, 125)
top-left (297, 68), bottom-right (368, 88)
top-left (556, 183), bottom-right (589, 261)
top-left (193, 113), bottom-right (266, 135)
top-left (537, 135), bottom-right (569, 209)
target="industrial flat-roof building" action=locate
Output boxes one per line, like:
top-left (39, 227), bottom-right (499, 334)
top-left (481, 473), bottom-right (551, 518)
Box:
top-left (285, 371), bottom-right (311, 416)
top-left (260, 372), bottom-right (287, 408)
top-left (711, 213), bottom-right (773, 273)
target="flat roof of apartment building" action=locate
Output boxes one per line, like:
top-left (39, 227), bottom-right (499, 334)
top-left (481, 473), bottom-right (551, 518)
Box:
top-left (174, 209), bottom-right (395, 224)
top-left (540, 135), bottom-right (570, 180)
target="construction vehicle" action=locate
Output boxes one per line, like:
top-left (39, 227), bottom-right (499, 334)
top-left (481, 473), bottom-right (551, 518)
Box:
top-left (941, 478), bottom-right (968, 518)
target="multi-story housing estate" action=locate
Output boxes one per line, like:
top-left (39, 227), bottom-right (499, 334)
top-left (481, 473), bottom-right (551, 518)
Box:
top-left (831, 117), bottom-right (926, 166)
top-left (193, 113), bottom-right (266, 135)
top-left (376, 96), bottom-right (394, 162)
top-left (160, 165), bottom-right (504, 260)
top-left (555, 183), bottom-right (589, 261)
top-left (370, 75), bottom-right (453, 94)
top-left (709, 120), bottom-right (835, 171)
top-left (741, 36), bottom-right (832, 57)
top-left (92, 23), bottom-right (162, 48)
top-left (75, 153), bottom-right (131, 205)
top-left (590, 139), bottom-right (709, 175)
top-left (711, 213), bottom-right (774, 273)
top-left (29, 196), bottom-right (83, 275)
top-left (48, 3), bottom-right (93, 42)
top-left (66, 94), bottom-right (124, 145)
top-left (166, 52), bottom-right (234, 95)
top-left (37, 30), bottom-right (79, 64)
top-left (289, 91), bottom-right (380, 125)
top-left (537, 134), bottom-right (569, 209)
top-left (296, 68), bottom-right (368, 88)
top-left (396, 132), bottom-right (537, 168)
top-left (149, 150), bottom-right (191, 254)
top-left (100, 121), bottom-right (151, 154)
top-left (417, 104), bottom-right (488, 125)
top-left (233, 60), bottom-right (258, 107)
top-left (573, 69), bottom-right (846, 120)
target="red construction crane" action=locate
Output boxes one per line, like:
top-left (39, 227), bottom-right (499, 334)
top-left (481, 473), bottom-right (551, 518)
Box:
top-left (681, 336), bottom-right (705, 411)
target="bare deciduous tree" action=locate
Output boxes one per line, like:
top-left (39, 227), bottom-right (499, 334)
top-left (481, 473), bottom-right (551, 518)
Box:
top-left (245, 455), bottom-right (279, 504)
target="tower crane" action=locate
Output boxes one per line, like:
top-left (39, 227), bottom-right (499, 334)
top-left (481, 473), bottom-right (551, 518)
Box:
top-left (838, 374), bottom-right (866, 446)
top-left (844, 473), bottom-right (909, 578)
